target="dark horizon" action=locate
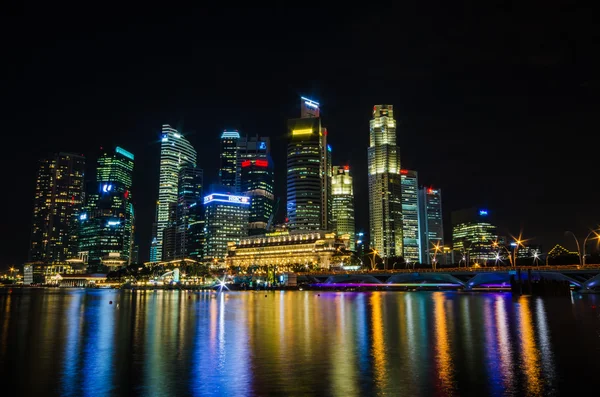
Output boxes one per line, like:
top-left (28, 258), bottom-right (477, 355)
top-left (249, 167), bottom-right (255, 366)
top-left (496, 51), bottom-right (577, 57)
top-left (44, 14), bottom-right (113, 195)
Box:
top-left (2, 4), bottom-right (598, 268)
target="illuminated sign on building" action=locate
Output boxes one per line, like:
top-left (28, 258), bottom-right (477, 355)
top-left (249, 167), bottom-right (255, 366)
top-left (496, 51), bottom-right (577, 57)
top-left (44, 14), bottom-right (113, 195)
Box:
top-left (241, 160), bottom-right (251, 168)
top-left (107, 220), bottom-right (120, 226)
top-left (102, 184), bottom-right (113, 193)
top-left (327, 145), bottom-right (332, 152)
top-left (204, 194), bottom-right (250, 205)
top-left (258, 141), bottom-right (267, 150)
top-left (301, 97), bottom-right (320, 109)
top-left (255, 160), bottom-right (268, 167)
top-left (79, 213), bottom-right (87, 220)
top-left (265, 231), bottom-right (290, 237)
top-left (292, 128), bottom-right (313, 136)
top-left (479, 209), bottom-right (488, 216)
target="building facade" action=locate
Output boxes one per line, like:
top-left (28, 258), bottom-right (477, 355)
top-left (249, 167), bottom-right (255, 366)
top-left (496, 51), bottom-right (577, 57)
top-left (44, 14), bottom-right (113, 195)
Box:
top-left (286, 97), bottom-right (330, 231)
top-left (368, 105), bottom-right (403, 258)
top-left (176, 164), bottom-right (203, 259)
top-left (331, 166), bottom-right (355, 250)
top-left (452, 207), bottom-right (497, 264)
top-left (219, 130), bottom-right (240, 192)
top-left (418, 186), bottom-right (444, 264)
top-left (226, 230), bottom-right (350, 269)
top-left (29, 152), bottom-right (85, 263)
top-left (204, 193), bottom-right (250, 261)
top-left (400, 169), bottom-right (420, 263)
top-left (151, 124), bottom-right (197, 261)
top-left (79, 146), bottom-right (135, 268)
top-left (239, 136), bottom-right (274, 235)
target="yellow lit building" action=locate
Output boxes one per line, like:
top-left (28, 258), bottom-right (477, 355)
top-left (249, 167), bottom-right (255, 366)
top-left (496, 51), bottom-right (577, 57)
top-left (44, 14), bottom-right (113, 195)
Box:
top-left (226, 230), bottom-right (350, 269)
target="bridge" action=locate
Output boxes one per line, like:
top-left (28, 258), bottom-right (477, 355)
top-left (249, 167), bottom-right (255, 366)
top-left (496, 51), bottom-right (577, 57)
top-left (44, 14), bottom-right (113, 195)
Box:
top-left (299, 266), bottom-right (600, 292)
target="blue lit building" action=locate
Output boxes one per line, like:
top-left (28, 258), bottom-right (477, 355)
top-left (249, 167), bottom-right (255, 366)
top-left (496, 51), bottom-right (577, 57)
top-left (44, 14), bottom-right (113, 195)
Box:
top-left (204, 193), bottom-right (250, 262)
top-left (79, 146), bottom-right (135, 269)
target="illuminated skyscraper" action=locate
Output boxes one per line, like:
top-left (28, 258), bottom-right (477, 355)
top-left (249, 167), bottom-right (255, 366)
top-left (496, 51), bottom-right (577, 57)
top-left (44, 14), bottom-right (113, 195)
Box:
top-left (452, 207), bottom-right (496, 264)
top-left (151, 124), bottom-right (197, 261)
top-left (239, 136), bottom-right (274, 235)
top-left (331, 166), bottom-right (355, 250)
top-left (286, 97), bottom-right (330, 231)
top-left (79, 146), bottom-right (135, 268)
top-left (401, 169), bottom-right (420, 263)
top-left (204, 193), bottom-right (250, 261)
top-left (219, 130), bottom-right (240, 192)
top-left (418, 186), bottom-right (443, 264)
top-left (368, 105), bottom-right (403, 259)
top-left (29, 153), bottom-right (85, 262)
top-left (176, 164), bottom-right (203, 259)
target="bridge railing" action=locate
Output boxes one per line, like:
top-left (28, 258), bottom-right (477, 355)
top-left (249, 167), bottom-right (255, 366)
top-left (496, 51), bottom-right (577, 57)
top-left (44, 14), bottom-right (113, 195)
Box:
top-left (295, 264), bottom-right (600, 276)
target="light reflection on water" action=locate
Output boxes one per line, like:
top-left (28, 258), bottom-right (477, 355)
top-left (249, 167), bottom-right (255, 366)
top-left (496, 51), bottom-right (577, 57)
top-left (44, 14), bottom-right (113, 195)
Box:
top-left (1, 289), bottom-right (600, 396)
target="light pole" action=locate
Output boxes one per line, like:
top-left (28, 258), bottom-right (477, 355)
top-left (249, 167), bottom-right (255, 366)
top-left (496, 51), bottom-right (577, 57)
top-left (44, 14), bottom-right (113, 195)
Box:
top-left (582, 228), bottom-right (600, 266)
top-left (431, 243), bottom-right (442, 270)
top-left (513, 239), bottom-right (523, 268)
top-left (492, 241), bottom-right (513, 267)
top-left (565, 231), bottom-right (583, 266)
top-left (368, 249), bottom-right (379, 271)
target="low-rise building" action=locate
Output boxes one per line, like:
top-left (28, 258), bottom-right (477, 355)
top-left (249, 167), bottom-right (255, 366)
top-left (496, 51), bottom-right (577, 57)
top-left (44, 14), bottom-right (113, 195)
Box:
top-left (226, 230), bottom-right (350, 269)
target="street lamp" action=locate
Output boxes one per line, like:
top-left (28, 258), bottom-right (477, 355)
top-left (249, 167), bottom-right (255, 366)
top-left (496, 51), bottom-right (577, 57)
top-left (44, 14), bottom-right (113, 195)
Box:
top-left (368, 249), bottom-right (379, 271)
top-left (513, 239), bottom-right (523, 268)
top-left (583, 229), bottom-right (600, 266)
top-left (431, 243), bottom-right (442, 270)
top-left (492, 241), bottom-right (513, 267)
top-left (565, 231), bottom-right (583, 266)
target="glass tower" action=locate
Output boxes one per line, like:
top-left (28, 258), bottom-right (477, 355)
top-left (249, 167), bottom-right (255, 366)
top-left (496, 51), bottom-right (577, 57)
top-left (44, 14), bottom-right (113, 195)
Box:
top-left (151, 124), bottom-right (197, 261)
top-left (79, 146), bottom-right (135, 268)
top-left (331, 166), bottom-right (355, 250)
top-left (176, 164), bottom-right (203, 259)
top-left (368, 105), bottom-right (403, 259)
top-left (219, 130), bottom-right (240, 192)
top-left (29, 152), bottom-right (85, 262)
top-left (239, 137), bottom-right (274, 235)
top-left (204, 193), bottom-right (250, 261)
top-left (401, 169), bottom-right (420, 263)
top-left (286, 96), bottom-right (330, 231)
top-left (452, 207), bottom-right (496, 264)
top-left (418, 186), bottom-right (444, 264)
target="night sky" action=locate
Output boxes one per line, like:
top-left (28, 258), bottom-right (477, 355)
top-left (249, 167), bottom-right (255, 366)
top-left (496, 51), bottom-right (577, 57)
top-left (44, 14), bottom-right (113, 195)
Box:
top-left (2, 3), bottom-right (598, 267)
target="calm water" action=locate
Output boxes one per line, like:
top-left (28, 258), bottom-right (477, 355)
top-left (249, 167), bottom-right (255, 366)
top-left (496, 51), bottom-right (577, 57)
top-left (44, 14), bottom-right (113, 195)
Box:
top-left (1, 289), bottom-right (600, 396)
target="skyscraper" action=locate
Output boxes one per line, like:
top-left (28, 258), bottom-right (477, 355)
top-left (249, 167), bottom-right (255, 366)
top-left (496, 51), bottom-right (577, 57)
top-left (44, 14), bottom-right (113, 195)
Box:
top-left (219, 130), bottom-right (240, 192)
top-left (204, 193), bottom-right (250, 261)
top-left (286, 96), bottom-right (330, 231)
top-left (79, 146), bottom-right (135, 267)
top-left (331, 166), bottom-right (355, 250)
top-left (176, 164), bottom-right (203, 259)
top-left (151, 124), bottom-right (197, 261)
top-left (368, 105), bottom-right (403, 259)
top-left (401, 169), bottom-right (420, 263)
top-left (239, 137), bottom-right (274, 235)
top-left (29, 153), bottom-right (85, 262)
top-left (452, 207), bottom-right (496, 265)
top-left (418, 186), bottom-right (444, 264)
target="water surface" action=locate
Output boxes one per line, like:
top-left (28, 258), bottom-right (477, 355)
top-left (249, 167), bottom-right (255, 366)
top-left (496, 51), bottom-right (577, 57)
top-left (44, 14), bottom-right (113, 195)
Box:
top-left (1, 289), bottom-right (599, 396)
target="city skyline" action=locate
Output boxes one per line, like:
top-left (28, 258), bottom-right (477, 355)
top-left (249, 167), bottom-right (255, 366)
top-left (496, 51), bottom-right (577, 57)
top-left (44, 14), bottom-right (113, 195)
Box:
top-left (2, 7), bottom-right (598, 267)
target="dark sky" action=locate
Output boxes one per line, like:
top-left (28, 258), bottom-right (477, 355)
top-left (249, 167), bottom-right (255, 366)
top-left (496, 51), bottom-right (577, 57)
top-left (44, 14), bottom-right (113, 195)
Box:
top-left (2, 3), bottom-right (598, 267)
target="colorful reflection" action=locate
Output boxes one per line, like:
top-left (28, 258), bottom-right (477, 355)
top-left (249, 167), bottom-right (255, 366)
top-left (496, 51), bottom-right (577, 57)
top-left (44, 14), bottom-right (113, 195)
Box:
top-left (495, 296), bottom-right (515, 394)
top-left (433, 292), bottom-right (454, 393)
top-left (517, 296), bottom-right (542, 396)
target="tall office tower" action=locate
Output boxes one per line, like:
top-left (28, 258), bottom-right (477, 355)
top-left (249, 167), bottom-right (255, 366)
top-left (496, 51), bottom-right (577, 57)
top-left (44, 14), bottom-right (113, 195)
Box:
top-left (203, 193), bottom-right (250, 261)
top-left (287, 96), bottom-right (330, 231)
top-left (151, 124), bottom-right (197, 261)
top-left (79, 147), bottom-right (135, 267)
top-left (323, 131), bottom-right (332, 231)
top-left (29, 153), bottom-right (85, 262)
top-left (452, 207), bottom-right (497, 264)
top-left (160, 202), bottom-right (178, 261)
top-left (331, 166), bottom-right (355, 250)
top-left (240, 147), bottom-right (274, 236)
top-left (418, 186), bottom-right (444, 264)
top-left (176, 164), bottom-right (203, 258)
top-left (400, 169), bottom-right (420, 263)
top-left (368, 105), bottom-right (403, 259)
top-left (219, 130), bottom-right (240, 192)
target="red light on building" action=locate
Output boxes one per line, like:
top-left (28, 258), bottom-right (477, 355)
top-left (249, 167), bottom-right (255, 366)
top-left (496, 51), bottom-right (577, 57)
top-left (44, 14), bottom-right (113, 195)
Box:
top-left (428, 188), bottom-right (434, 194)
top-left (400, 169), bottom-right (408, 175)
top-left (255, 160), bottom-right (268, 167)
top-left (124, 190), bottom-right (129, 199)
top-left (344, 165), bottom-right (349, 171)
top-left (241, 160), bottom-right (251, 168)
